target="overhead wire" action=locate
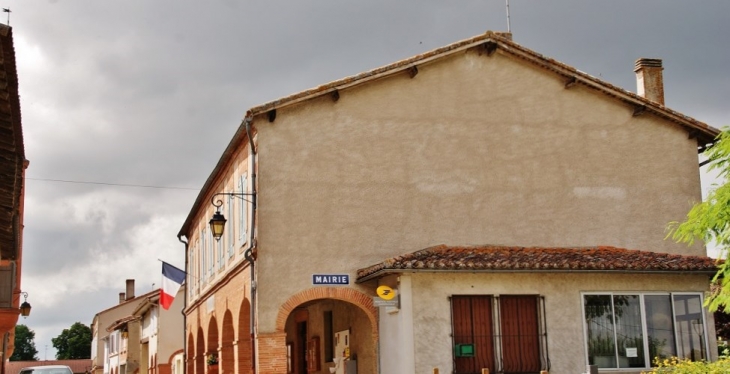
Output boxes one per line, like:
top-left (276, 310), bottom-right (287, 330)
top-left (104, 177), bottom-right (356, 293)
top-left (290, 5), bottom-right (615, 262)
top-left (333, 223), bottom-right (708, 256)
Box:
top-left (26, 177), bottom-right (199, 191)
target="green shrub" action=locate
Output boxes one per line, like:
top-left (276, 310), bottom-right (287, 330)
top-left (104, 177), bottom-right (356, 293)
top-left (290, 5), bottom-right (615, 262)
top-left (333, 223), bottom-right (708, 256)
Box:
top-left (642, 357), bottom-right (730, 373)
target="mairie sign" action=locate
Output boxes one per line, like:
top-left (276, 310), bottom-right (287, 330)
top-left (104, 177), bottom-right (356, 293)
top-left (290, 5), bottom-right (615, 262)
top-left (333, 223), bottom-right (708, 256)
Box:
top-left (312, 274), bottom-right (350, 285)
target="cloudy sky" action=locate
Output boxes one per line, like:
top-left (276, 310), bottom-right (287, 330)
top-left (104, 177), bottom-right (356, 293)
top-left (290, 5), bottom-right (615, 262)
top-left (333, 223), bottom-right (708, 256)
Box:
top-left (6, 0), bottom-right (730, 361)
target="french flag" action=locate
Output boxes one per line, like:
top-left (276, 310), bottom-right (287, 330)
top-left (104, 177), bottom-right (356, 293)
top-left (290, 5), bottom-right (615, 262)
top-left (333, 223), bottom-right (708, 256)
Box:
top-left (161, 261), bottom-right (186, 310)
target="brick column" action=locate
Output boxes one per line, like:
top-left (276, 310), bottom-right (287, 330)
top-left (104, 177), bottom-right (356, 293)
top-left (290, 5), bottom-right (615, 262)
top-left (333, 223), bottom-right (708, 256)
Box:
top-left (256, 332), bottom-right (288, 374)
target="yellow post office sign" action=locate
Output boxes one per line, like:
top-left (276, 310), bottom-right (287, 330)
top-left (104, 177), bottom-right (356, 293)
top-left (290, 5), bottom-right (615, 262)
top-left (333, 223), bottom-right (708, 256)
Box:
top-left (376, 285), bottom-right (396, 300)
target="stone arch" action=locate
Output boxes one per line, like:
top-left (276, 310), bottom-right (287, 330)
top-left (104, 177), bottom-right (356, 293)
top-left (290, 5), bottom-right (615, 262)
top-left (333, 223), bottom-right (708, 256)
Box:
top-left (221, 310), bottom-right (235, 374)
top-left (275, 287), bottom-right (378, 333)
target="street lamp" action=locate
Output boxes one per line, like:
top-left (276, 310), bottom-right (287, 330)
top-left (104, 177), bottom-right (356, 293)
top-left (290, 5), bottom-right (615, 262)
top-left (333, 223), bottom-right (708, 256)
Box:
top-left (209, 191), bottom-right (256, 241)
top-left (19, 291), bottom-right (31, 317)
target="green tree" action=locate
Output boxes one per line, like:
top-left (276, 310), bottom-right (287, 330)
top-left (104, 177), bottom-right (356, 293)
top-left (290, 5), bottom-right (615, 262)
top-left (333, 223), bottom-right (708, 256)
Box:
top-left (669, 130), bottom-right (730, 311)
top-left (11, 324), bottom-right (38, 361)
top-left (52, 322), bottom-right (91, 359)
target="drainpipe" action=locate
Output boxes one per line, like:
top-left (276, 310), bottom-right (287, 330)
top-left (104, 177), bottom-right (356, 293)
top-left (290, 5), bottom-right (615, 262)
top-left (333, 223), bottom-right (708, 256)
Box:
top-left (243, 113), bottom-right (258, 373)
top-left (1, 332), bottom-right (7, 374)
top-left (177, 235), bottom-right (189, 374)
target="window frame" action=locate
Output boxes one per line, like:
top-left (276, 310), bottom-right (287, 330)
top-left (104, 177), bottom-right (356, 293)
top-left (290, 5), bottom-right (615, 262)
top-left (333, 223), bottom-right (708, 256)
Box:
top-left (199, 232), bottom-right (206, 287)
top-left (581, 291), bottom-right (709, 370)
top-left (216, 232), bottom-right (224, 271)
top-left (206, 227), bottom-right (214, 277)
top-left (188, 245), bottom-right (195, 297)
top-left (238, 173), bottom-right (248, 248)
top-left (227, 193), bottom-right (235, 259)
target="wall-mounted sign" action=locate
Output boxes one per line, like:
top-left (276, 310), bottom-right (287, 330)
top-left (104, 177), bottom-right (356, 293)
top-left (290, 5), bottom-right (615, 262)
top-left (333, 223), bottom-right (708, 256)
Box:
top-left (312, 274), bottom-right (350, 285)
top-left (376, 285), bottom-right (396, 300)
top-left (373, 295), bottom-right (400, 308)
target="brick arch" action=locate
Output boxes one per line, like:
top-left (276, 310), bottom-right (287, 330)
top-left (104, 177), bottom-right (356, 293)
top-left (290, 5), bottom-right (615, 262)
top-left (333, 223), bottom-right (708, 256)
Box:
top-left (221, 310), bottom-right (235, 374)
top-left (167, 349), bottom-right (184, 365)
top-left (186, 332), bottom-right (195, 374)
top-left (275, 287), bottom-right (378, 332)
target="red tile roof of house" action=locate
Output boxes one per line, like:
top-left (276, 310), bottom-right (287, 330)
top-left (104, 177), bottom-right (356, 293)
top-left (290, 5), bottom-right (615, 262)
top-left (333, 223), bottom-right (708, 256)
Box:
top-left (106, 314), bottom-right (139, 332)
top-left (356, 244), bottom-right (719, 282)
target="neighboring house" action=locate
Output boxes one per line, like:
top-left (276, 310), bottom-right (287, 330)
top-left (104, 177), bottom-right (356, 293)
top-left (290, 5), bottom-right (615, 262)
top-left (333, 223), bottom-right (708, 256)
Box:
top-left (0, 23), bottom-right (29, 362)
top-left (130, 287), bottom-right (184, 374)
top-left (178, 31), bottom-right (721, 374)
top-left (106, 315), bottom-right (140, 374)
top-left (90, 280), bottom-right (156, 374)
top-left (5, 360), bottom-right (93, 374)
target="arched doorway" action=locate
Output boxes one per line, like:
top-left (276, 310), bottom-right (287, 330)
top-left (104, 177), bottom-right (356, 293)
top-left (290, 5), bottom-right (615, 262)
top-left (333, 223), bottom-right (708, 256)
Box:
top-left (237, 298), bottom-right (253, 374)
top-left (275, 288), bottom-right (378, 374)
top-left (207, 317), bottom-right (219, 374)
top-left (196, 327), bottom-right (205, 374)
top-left (221, 311), bottom-right (235, 374)
top-left (187, 333), bottom-right (195, 374)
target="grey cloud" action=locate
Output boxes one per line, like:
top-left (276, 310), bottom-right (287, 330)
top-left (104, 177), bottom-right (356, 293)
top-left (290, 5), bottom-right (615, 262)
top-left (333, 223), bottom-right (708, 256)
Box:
top-left (7, 0), bottom-right (730, 359)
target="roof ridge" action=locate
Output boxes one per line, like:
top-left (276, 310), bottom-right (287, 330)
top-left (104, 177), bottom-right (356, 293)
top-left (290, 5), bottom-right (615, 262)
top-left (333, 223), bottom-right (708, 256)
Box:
top-left (356, 244), bottom-right (717, 282)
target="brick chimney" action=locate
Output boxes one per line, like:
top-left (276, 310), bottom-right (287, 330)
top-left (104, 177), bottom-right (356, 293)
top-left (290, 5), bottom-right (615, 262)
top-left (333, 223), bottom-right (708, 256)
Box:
top-left (126, 279), bottom-right (135, 300)
top-left (494, 31), bottom-right (513, 41)
top-left (119, 292), bottom-right (125, 304)
top-left (634, 58), bottom-right (664, 105)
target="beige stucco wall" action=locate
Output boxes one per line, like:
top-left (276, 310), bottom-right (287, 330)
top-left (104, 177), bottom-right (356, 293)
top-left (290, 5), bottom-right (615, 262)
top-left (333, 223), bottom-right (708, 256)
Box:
top-left (253, 47), bottom-right (705, 334)
top-left (158, 288), bottom-right (185, 364)
top-left (408, 271), bottom-right (715, 374)
top-left (92, 293), bottom-right (156, 374)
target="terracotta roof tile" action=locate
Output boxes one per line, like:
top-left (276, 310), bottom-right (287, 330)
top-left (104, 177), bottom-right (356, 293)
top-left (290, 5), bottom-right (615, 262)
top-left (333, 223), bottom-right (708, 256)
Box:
top-left (356, 245), bottom-right (718, 282)
top-left (106, 314), bottom-right (139, 332)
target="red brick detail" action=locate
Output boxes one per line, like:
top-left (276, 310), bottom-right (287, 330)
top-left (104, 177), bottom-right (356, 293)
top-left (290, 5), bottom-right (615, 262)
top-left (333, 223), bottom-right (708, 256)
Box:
top-left (165, 349), bottom-right (184, 366)
top-left (274, 287), bottom-right (378, 332)
top-left (157, 363), bottom-right (171, 374)
top-left (256, 332), bottom-right (288, 374)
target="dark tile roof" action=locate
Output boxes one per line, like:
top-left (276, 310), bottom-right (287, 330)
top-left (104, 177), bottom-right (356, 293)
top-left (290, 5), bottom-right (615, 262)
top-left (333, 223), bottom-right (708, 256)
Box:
top-left (0, 24), bottom-right (25, 260)
top-left (356, 244), bottom-right (718, 282)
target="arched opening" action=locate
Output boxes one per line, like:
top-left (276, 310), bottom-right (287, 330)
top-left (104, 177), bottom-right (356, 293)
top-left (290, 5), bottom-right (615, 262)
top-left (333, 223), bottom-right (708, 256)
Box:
top-left (221, 311), bottom-right (235, 374)
top-left (207, 317), bottom-right (219, 374)
top-left (196, 327), bottom-right (205, 374)
top-left (187, 333), bottom-right (195, 374)
top-left (275, 288), bottom-right (378, 374)
top-left (237, 298), bottom-right (253, 374)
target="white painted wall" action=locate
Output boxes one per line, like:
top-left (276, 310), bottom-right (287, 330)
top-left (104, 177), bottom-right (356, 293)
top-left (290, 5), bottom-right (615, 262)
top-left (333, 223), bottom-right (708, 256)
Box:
top-left (410, 272), bottom-right (715, 374)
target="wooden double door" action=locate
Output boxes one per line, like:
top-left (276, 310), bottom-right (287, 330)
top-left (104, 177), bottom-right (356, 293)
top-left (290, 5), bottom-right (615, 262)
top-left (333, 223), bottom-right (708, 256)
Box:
top-left (451, 295), bottom-right (544, 374)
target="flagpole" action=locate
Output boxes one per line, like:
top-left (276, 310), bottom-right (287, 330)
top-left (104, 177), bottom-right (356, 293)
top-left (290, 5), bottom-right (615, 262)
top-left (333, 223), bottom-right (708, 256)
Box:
top-left (505, 0), bottom-right (511, 33)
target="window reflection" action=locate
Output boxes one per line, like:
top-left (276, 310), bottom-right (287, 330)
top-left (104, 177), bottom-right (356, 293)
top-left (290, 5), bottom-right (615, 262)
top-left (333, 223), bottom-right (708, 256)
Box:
top-left (584, 293), bottom-right (706, 369)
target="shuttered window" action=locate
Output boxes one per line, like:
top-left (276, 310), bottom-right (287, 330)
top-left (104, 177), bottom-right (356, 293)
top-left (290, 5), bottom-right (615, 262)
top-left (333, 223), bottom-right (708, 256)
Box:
top-left (500, 295), bottom-right (542, 373)
top-left (452, 295), bottom-right (547, 374)
top-left (452, 296), bottom-right (496, 373)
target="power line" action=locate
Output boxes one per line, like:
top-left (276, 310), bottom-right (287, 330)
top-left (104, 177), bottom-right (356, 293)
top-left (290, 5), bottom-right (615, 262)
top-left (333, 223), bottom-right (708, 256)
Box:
top-left (26, 177), bottom-right (199, 191)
